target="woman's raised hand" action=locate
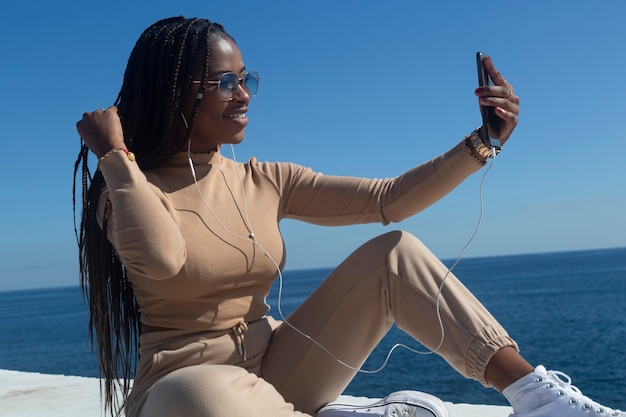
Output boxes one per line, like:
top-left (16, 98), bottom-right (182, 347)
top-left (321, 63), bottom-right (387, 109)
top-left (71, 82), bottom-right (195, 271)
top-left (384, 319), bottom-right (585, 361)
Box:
top-left (76, 106), bottom-right (126, 158)
top-left (474, 56), bottom-right (520, 146)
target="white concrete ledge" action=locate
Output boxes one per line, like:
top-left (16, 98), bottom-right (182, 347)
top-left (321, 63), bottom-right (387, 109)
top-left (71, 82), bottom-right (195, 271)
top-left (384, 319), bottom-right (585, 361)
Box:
top-left (0, 369), bottom-right (512, 417)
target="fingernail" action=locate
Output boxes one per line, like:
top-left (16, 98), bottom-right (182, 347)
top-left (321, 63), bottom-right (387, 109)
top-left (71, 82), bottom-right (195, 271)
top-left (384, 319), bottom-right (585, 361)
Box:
top-left (484, 56), bottom-right (492, 64)
top-left (475, 87), bottom-right (485, 95)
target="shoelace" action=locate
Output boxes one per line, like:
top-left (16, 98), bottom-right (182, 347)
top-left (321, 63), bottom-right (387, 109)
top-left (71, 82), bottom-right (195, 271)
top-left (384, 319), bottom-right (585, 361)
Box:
top-left (539, 370), bottom-right (623, 416)
top-left (384, 405), bottom-right (418, 417)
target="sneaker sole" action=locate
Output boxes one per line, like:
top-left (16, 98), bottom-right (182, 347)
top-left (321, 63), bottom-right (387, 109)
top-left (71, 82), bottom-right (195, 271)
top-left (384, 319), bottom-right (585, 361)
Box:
top-left (316, 390), bottom-right (449, 417)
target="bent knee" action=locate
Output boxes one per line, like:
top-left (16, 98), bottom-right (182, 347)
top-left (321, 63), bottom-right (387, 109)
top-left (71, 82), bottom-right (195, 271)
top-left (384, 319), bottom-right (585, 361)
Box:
top-left (373, 230), bottom-right (428, 255)
top-left (372, 231), bottom-right (443, 280)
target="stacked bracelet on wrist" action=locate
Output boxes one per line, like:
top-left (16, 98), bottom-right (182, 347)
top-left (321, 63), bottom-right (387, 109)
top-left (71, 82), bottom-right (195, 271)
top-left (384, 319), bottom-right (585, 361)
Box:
top-left (464, 127), bottom-right (499, 163)
top-left (99, 148), bottom-right (136, 162)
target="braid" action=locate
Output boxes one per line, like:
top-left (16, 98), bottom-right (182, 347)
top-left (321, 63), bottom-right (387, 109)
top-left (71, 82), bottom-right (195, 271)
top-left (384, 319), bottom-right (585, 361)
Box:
top-left (116, 17), bottom-right (233, 169)
top-left (73, 16), bottom-right (235, 417)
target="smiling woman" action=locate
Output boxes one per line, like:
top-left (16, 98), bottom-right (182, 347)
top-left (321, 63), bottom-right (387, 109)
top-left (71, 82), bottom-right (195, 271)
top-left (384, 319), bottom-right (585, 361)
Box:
top-left (73, 15), bottom-right (622, 417)
top-left (182, 38), bottom-right (258, 152)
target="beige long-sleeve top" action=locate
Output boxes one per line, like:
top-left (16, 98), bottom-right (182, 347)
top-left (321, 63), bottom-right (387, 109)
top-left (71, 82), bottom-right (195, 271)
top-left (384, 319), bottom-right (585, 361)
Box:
top-left (97, 141), bottom-right (481, 333)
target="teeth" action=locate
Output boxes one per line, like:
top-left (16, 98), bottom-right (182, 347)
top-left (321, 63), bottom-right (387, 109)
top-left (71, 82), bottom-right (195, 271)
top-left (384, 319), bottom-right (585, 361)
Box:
top-left (225, 113), bottom-right (246, 119)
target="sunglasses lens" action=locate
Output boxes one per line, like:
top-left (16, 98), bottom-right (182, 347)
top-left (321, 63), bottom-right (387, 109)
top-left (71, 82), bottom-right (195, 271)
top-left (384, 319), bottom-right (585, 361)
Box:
top-left (244, 71), bottom-right (260, 97)
top-left (216, 72), bottom-right (260, 100)
top-left (219, 73), bottom-right (239, 100)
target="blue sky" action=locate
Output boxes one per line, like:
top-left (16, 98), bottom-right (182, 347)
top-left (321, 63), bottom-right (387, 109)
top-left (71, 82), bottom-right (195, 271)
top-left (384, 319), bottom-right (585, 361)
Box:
top-left (1, 0), bottom-right (624, 291)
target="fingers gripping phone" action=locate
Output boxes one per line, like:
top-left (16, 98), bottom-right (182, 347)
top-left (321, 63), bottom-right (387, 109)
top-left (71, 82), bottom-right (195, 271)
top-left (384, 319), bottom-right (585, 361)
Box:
top-left (476, 51), bottom-right (501, 150)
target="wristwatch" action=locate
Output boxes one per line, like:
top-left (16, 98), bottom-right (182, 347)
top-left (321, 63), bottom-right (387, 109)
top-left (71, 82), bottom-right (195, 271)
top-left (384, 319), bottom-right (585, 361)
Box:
top-left (465, 127), bottom-right (498, 160)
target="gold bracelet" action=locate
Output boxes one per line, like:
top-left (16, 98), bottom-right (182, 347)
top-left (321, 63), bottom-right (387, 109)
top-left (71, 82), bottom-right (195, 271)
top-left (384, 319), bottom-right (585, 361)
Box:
top-left (98, 148), bottom-right (136, 162)
top-left (120, 148), bottom-right (136, 161)
top-left (465, 127), bottom-right (495, 162)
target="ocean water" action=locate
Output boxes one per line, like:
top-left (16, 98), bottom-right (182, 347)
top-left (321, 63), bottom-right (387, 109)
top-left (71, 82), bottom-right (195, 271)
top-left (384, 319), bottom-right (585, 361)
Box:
top-left (1, 248), bottom-right (624, 407)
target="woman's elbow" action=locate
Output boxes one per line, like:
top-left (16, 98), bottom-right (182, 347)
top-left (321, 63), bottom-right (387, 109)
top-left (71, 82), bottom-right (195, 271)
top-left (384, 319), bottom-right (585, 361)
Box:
top-left (123, 247), bottom-right (187, 280)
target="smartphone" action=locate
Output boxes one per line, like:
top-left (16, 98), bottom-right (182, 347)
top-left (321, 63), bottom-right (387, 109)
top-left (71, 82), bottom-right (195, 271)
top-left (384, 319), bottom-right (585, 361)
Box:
top-left (476, 51), bottom-right (501, 149)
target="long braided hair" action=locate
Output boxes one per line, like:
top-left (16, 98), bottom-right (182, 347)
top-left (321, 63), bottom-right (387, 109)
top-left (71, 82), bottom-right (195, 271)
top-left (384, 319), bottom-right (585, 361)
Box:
top-left (72, 16), bottom-right (235, 416)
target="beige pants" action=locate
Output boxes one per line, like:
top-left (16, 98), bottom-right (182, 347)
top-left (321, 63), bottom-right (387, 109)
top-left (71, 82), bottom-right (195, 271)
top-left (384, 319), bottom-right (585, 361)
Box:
top-left (132, 231), bottom-right (517, 417)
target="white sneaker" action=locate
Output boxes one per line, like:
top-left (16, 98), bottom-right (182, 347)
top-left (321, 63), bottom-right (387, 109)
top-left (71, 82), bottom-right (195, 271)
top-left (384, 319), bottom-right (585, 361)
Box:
top-left (503, 365), bottom-right (624, 417)
top-left (315, 390), bottom-right (449, 417)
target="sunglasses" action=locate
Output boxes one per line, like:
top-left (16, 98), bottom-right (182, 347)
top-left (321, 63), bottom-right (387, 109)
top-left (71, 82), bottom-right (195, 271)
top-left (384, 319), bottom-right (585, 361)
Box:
top-left (193, 71), bottom-right (260, 101)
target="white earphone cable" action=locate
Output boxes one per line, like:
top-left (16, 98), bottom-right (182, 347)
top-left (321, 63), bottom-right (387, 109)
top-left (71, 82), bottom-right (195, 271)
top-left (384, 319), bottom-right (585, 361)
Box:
top-left (187, 139), bottom-right (497, 373)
